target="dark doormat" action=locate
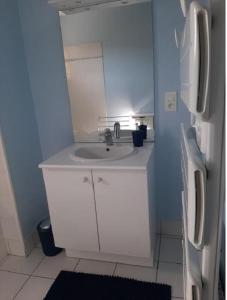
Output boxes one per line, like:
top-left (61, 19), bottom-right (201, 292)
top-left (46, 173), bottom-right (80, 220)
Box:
top-left (44, 271), bottom-right (171, 300)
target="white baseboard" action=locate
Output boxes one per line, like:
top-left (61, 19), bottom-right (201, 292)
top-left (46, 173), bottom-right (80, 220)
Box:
top-left (66, 249), bottom-right (154, 267)
top-left (4, 221), bottom-right (182, 258)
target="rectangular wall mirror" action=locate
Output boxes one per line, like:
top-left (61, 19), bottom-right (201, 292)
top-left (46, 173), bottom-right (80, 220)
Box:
top-left (60, 1), bottom-right (154, 142)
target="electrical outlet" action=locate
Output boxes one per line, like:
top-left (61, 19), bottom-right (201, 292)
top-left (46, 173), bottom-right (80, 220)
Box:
top-left (165, 92), bottom-right (177, 111)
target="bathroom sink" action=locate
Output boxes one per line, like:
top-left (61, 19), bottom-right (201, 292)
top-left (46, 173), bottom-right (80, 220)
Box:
top-left (70, 144), bottom-right (135, 161)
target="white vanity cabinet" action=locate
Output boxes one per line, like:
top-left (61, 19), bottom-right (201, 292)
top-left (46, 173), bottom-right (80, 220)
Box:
top-left (42, 169), bottom-right (99, 252)
top-left (93, 170), bottom-right (151, 258)
top-left (40, 144), bottom-right (155, 266)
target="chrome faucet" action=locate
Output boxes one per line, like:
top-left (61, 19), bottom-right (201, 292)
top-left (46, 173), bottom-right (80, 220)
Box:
top-left (114, 122), bottom-right (121, 139)
top-left (104, 128), bottom-right (113, 146)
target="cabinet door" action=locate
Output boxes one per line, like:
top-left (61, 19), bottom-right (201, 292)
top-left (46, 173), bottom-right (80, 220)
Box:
top-left (42, 169), bottom-right (99, 252)
top-left (93, 170), bottom-right (151, 258)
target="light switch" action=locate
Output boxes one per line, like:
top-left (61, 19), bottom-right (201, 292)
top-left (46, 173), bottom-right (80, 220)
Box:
top-left (165, 92), bottom-right (177, 111)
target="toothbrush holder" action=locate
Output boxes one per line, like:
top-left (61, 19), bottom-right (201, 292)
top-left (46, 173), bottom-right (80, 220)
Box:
top-left (139, 124), bottom-right (147, 140)
top-left (132, 130), bottom-right (143, 147)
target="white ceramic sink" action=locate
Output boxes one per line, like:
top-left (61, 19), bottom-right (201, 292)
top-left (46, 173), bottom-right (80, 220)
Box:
top-left (70, 144), bottom-right (135, 161)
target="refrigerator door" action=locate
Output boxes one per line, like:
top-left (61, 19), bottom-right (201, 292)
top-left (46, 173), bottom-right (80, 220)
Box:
top-left (181, 125), bottom-right (207, 250)
top-left (179, 0), bottom-right (189, 17)
top-left (182, 191), bottom-right (203, 300)
top-left (180, 1), bottom-right (210, 120)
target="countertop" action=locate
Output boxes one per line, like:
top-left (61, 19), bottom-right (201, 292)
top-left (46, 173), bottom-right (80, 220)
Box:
top-left (39, 142), bottom-right (154, 171)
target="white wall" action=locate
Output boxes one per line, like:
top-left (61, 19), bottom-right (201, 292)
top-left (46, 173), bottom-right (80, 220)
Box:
top-left (0, 132), bottom-right (24, 255)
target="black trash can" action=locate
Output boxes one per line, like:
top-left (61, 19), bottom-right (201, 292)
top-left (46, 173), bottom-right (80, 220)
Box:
top-left (37, 219), bottom-right (62, 256)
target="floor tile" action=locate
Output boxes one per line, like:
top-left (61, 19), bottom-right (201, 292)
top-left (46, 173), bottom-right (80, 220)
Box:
top-left (114, 264), bottom-right (157, 282)
top-left (33, 251), bottom-right (79, 279)
top-left (0, 248), bottom-right (44, 274)
top-left (159, 237), bottom-right (183, 263)
top-left (15, 276), bottom-right (54, 300)
top-left (0, 270), bottom-right (28, 300)
top-left (157, 262), bottom-right (183, 298)
top-left (75, 259), bottom-right (116, 276)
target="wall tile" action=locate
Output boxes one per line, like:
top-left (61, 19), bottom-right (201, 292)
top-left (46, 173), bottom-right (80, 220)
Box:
top-left (0, 196), bottom-right (16, 218)
top-left (0, 222), bottom-right (7, 262)
top-left (0, 217), bottom-right (21, 240)
top-left (0, 173), bottom-right (12, 197)
top-left (6, 239), bottom-right (26, 256)
top-left (0, 142), bottom-right (7, 174)
top-left (0, 133), bottom-right (25, 255)
top-left (0, 222), bottom-right (7, 261)
top-left (0, 239), bottom-right (7, 263)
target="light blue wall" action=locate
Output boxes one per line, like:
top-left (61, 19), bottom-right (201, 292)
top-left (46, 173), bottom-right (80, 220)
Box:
top-left (18, 0), bottom-right (74, 160)
top-left (17, 0), bottom-right (190, 222)
top-left (60, 3), bottom-right (154, 116)
top-left (1, 0), bottom-right (195, 234)
top-left (0, 0), bottom-right (48, 238)
top-left (152, 0), bottom-right (190, 220)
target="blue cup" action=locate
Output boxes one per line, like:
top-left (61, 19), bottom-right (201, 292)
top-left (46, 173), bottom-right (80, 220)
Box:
top-left (132, 130), bottom-right (143, 147)
top-left (139, 124), bottom-right (147, 139)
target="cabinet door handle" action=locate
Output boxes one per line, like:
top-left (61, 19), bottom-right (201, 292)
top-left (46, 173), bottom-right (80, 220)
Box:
top-left (83, 177), bottom-right (89, 183)
top-left (97, 177), bottom-right (103, 183)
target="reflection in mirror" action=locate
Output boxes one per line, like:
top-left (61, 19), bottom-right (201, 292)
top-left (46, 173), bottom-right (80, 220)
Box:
top-left (60, 1), bottom-right (154, 141)
top-left (64, 43), bottom-right (107, 139)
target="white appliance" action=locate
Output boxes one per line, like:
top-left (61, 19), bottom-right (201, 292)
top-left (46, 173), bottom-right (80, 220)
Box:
top-left (180, 1), bottom-right (225, 300)
top-left (180, 1), bottom-right (210, 120)
top-left (181, 125), bottom-right (206, 250)
top-left (48, 0), bottom-right (150, 14)
top-left (181, 125), bottom-right (204, 300)
top-left (182, 191), bottom-right (203, 300)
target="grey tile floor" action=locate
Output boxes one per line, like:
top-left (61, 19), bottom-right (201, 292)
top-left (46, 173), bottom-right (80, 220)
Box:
top-left (0, 235), bottom-right (183, 300)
